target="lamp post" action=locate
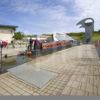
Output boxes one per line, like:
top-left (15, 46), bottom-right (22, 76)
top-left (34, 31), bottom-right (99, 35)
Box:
top-left (0, 44), bottom-right (3, 73)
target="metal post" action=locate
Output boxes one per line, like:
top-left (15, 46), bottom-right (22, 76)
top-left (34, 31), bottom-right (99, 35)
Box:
top-left (0, 44), bottom-right (3, 72)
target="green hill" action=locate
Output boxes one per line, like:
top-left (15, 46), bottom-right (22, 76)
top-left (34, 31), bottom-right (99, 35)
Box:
top-left (68, 31), bottom-right (100, 42)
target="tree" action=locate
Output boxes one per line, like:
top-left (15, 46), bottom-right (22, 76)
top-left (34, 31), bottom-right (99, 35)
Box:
top-left (13, 32), bottom-right (24, 40)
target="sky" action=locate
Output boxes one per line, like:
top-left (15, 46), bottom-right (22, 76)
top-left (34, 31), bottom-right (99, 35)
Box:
top-left (0, 0), bottom-right (100, 34)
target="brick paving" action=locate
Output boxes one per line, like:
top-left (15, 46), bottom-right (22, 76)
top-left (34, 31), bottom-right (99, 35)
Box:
top-left (0, 44), bottom-right (100, 96)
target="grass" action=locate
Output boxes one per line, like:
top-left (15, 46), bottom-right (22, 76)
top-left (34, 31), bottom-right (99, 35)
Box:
top-left (68, 32), bottom-right (100, 42)
top-left (92, 32), bottom-right (100, 42)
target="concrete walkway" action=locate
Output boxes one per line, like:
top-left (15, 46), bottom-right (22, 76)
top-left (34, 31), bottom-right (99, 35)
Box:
top-left (0, 44), bottom-right (100, 96)
top-left (2, 47), bottom-right (26, 57)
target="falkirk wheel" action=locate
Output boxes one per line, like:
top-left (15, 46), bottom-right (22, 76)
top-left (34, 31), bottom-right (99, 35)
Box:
top-left (76, 18), bottom-right (94, 44)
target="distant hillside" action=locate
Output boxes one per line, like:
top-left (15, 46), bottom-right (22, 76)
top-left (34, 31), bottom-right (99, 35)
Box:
top-left (68, 31), bottom-right (100, 42)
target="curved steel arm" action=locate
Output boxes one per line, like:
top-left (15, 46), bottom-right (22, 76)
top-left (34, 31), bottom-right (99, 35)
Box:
top-left (76, 18), bottom-right (94, 28)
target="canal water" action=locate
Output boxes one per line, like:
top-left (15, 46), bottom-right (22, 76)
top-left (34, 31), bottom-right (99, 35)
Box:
top-left (2, 55), bottom-right (32, 71)
top-left (1, 44), bottom-right (75, 72)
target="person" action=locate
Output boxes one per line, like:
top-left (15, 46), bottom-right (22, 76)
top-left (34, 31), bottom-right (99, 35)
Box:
top-left (11, 40), bottom-right (15, 48)
top-left (29, 38), bottom-right (33, 51)
top-left (34, 39), bottom-right (42, 50)
top-left (0, 41), bottom-right (3, 48)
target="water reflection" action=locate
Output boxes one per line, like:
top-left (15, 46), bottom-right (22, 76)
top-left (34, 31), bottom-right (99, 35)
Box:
top-left (16, 55), bottom-right (29, 65)
top-left (3, 55), bottom-right (31, 71)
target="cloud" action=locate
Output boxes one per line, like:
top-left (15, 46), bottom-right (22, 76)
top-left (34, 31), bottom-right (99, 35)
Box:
top-left (6, 0), bottom-right (77, 33)
top-left (0, 0), bottom-right (100, 33)
top-left (75, 0), bottom-right (100, 30)
top-left (8, 0), bottom-right (42, 14)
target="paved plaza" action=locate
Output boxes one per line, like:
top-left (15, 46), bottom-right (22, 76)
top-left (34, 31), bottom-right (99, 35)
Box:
top-left (0, 44), bottom-right (100, 96)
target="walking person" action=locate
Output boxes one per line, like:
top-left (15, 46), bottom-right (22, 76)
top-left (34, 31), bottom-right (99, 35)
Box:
top-left (11, 40), bottom-right (15, 48)
top-left (28, 38), bottom-right (33, 51)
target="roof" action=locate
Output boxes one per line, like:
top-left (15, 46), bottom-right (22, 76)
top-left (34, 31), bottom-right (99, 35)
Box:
top-left (0, 24), bottom-right (18, 29)
top-left (53, 33), bottom-right (75, 41)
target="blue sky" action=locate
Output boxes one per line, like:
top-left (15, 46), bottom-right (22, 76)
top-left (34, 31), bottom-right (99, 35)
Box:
top-left (0, 0), bottom-right (100, 34)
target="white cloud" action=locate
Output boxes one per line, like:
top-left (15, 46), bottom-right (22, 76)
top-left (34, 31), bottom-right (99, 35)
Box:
top-left (1, 0), bottom-right (100, 33)
top-left (37, 5), bottom-right (78, 33)
top-left (75, 0), bottom-right (100, 30)
top-left (14, 0), bottom-right (100, 32)
top-left (8, 0), bottom-right (42, 14)
top-left (8, 1), bottom-right (77, 33)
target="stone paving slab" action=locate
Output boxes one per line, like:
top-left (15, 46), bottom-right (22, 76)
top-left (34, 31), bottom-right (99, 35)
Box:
top-left (0, 44), bottom-right (100, 96)
top-left (8, 65), bottom-right (57, 88)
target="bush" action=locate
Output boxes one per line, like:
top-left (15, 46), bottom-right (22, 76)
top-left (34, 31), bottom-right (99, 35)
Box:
top-left (13, 32), bottom-right (24, 40)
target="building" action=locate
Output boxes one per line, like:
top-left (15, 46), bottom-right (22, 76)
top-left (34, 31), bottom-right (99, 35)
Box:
top-left (23, 37), bottom-right (47, 42)
top-left (0, 25), bottom-right (18, 43)
top-left (40, 34), bottom-right (54, 42)
top-left (53, 33), bottom-right (75, 41)
top-left (41, 33), bottom-right (75, 42)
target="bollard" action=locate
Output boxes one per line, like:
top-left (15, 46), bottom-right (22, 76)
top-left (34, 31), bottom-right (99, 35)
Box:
top-left (0, 44), bottom-right (3, 73)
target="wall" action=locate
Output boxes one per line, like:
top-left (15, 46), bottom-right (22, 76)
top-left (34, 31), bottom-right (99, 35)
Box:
top-left (0, 28), bottom-right (14, 43)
